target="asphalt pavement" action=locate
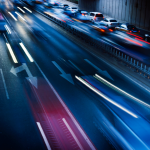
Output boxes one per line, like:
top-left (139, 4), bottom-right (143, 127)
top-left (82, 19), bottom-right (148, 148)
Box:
top-left (0, 0), bottom-right (150, 150)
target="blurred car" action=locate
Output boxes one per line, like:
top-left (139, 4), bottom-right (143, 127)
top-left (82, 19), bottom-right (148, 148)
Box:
top-left (92, 22), bottom-right (113, 34)
top-left (116, 23), bottom-right (140, 34)
top-left (0, 13), bottom-right (7, 32)
top-left (72, 10), bottom-right (90, 22)
top-left (65, 7), bottom-right (78, 13)
top-left (100, 18), bottom-right (119, 28)
top-left (59, 4), bottom-right (69, 9)
top-left (88, 12), bottom-right (104, 22)
top-left (13, 0), bottom-right (22, 6)
top-left (144, 34), bottom-right (150, 42)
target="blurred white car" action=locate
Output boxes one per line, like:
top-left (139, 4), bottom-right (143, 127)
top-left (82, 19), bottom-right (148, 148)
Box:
top-left (65, 7), bottom-right (78, 13)
top-left (59, 4), bottom-right (69, 9)
top-left (88, 12), bottom-right (104, 22)
top-left (100, 18), bottom-right (119, 28)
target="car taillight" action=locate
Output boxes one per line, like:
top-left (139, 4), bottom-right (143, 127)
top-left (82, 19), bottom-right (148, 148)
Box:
top-left (94, 16), bottom-right (96, 20)
top-left (109, 29), bottom-right (113, 32)
top-left (101, 29), bottom-right (105, 32)
top-left (103, 17), bottom-right (104, 18)
top-left (139, 30), bottom-right (140, 32)
top-left (130, 30), bottom-right (132, 32)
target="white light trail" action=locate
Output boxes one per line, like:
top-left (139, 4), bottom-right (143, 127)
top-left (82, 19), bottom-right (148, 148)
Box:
top-left (95, 74), bottom-right (150, 108)
top-left (75, 76), bottom-right (138, 118)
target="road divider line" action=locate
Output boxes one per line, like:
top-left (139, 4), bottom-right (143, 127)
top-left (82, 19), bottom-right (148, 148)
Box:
top-left (36, 122), bottom-right (51, 150)
top-left (62, 118), bottom-right (84, 150)
top-left (15, 12), bottom-right (26, 21)
top-left (75, 76), bottom-right (138, 118)
top-left (94, 74), bottom-right (150, 108)
top-left (34, 61), bottom-right (96, 150)
top-left (17, 7), bottom-right (25, 13)
top-left (8, 12), bottom-right (17, 21)
top-left (19, 43), bottom-right (34, 62)
top-left (23, 7), bottom-right (32, 13)
top-left (0, 69), bottom-right (9, 99)
top-left (4, 25), bottom-right (11, 34)
top-left (6, 43), bottom-right (18, 63)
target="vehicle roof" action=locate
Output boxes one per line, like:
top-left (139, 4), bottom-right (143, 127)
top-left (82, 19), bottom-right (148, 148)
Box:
top-left (90, 12), bottom-right (103, 14)
top-left (105, 18), bottom-right (117, 20)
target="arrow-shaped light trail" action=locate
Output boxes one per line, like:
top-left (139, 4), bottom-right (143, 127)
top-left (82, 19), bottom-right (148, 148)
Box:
top-left (84, 59), bottom-right (114, 81)
top-left (52, 61), bottom-right (74, 85)
top-left (10, 63), bottom-right (37, 88)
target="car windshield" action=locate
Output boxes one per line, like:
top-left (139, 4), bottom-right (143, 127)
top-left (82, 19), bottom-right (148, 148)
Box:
top-left (110, 20), bottom-right (117, 22)
top-left (64, 5), bottom-right (68, 7)
top-left (72, 7), bottom-right (77, 9)
top-left (96, 14), bottom-right (103, 17)
top-left (127, 25), bottom-right (137, 30)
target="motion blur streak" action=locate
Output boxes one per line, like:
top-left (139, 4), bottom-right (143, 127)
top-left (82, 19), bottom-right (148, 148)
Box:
top-left (62, 118), bottom-right (84, 150)
top-left (17, 7), bottom-right (25, 13)
top-left (8, 12), bottom-right (17, 21)
top-left (135, 38), bottom-right (150, 44)
top-left (127, 32), bottom-right (143, 39)
top-left (15, 12), bottom-right (26, 21)
top-left (19, 43), bottom-right (34, 62)
top-left (36, 122), bottom-right (51, 150)
top-left (75, 76), bottom-right (138, 118)
top-left (6, 43), bottom-right (18, 63)
top-left (124, 38), bottom-right (143, 46)
top-left (94, 74), bottom-right (150, 108)
top-left (23, 7), bottom-right (32, 13)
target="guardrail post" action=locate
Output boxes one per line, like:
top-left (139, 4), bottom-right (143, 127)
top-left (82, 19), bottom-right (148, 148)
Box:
top-left (116, 50), bottom-right (117, 56)
top-left (125, 55), bottom-right (126, 60)
top-left (127, 56), bottom-right (129, 62)
top-left (131, 58), bottom-right (132, 64)
top-left (144, 65), bottom-right (146, 71)
top-left (148, 67), bottom-right (150, 73)
top-left (122, 53), bottom-right (123, 58)
top-left (137, 61), bottom-right (139, 67)
top-left (134, 60), bottom-right (135, 66)
top-left (118, 52), bottom-right (120, 57)
top-left (141, 63), bottom-right (143, 70)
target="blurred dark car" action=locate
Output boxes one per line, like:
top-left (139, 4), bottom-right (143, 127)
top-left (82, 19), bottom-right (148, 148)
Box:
top-left (144, 34), bottom-right (150, 42)
top-left (43, 1), bottom-right (60, 9)
top-left (116, 23), bottom-right (140, 34)
top-left (71, 10), bottom-right (90, 22)
top-left (13, 0), bottom-right (22, 6)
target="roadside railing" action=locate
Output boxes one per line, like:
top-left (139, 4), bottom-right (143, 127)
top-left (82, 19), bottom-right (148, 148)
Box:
top-left (22, 2), bottom-right (150, 79)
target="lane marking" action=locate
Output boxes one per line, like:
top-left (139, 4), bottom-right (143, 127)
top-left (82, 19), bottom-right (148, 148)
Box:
top-left (4, 25), bottom-right (11, 34)
top-left (75, 76), bottom-right (138, 118)
top-left (4, 33), bottom-right (18, 63)
top-left (6, 43), bottom-right (18, 63)
top-left (34, 61), bottom-right (96, 150)
top-left (23, 7), bottom-right (32, 13)
top-left (17, 7), bottom-right (25, 13)
top-left (15, 12), bottom-right (26, 21)
top-left (8, 12), bottom-right (17, 21)
top-left (19, 43), bottom-right (34, 62)
top-left (62, 118), bottom-right (84, 150)
top-left (94, 74), bottom-right (150, 108)
top-left (36, 122), bottom-right (51, 150)
top-left (0, 69), bottom-right (9, 99)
